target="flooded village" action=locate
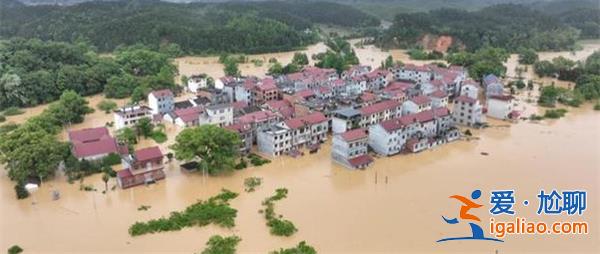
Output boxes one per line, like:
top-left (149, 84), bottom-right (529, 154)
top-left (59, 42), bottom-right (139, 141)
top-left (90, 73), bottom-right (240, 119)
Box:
top-left (1, 39), bottom-right (599, 254)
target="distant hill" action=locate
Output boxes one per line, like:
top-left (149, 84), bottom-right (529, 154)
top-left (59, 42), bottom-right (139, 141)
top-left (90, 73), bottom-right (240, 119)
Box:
top-left (0, 0), bottom-right (379, 54)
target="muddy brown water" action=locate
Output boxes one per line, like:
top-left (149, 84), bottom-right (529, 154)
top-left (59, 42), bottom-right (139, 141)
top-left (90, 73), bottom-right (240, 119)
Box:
top-left (1, 40), bottom-right (599, 254)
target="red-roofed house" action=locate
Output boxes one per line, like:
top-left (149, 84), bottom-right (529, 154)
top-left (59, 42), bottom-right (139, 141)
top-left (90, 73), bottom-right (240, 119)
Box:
top-left (263, 99), bottom-right (295, 119)
top-left (429, 90), bottom-right (448, 108)
top-left (332, 128), bottom-right (372, 169)
top-left (402, 95), bottom-right (432, 115)
top-left (117, 146), bottom-right (165, 189)
top-left (252, 78), bottom-right (281, 105)
top-left (368, 107), bottom-right (458, 156)
top-left (359, 92), bottom-right (378, 107)
top-left (257, 111), bottom-right (328, 156)
top-left (68, 127), bottom-right (123, 161)
top-left (359, 100), bottom-right (402, 127)
top-left (165, 106), bottom-right (203, 127)
top-left (390, 64), bottom-right (432, 83)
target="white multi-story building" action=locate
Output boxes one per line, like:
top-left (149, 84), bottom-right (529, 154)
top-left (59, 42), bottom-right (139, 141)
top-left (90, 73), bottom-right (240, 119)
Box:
top-left (200, 103), bottom-right (233, 127)
top-left (460, 80), bottom-right (480, 99)
top-left (257, 112), bottom-right (328, 156)
top-left (369, 107), bottom-right (458, 156)
top-left (187, 74), bottom-right (209, 92)
top-left (453, 96), bottom-right (485, 126)
top-left (429, 90), bottom-right (448, 108)
top-left (331, 128), bottom-right (373, 169)
top-left (359, 100), bottom-right (402, 128)
top-left (114, 105), bottom-right (153, 129)
top-left (487, 95), bottom-right (515, 120)
top-left (402, 95), bottom-right (432, 115)
top-left (390, 64), bottom-right (432, 84)
top-left (148, 89), bottom-right (174, 115)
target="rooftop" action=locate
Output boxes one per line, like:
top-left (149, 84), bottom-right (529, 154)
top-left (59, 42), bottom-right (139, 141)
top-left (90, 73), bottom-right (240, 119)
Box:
top-left (135, 146), bottom-right (163, 162)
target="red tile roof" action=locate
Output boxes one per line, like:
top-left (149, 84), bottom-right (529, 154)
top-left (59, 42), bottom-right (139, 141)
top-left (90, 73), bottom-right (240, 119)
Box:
top-left (257, 78), bottom-right (277, 91)
top-left (295, 89), bottom-right (315, 99)
top-left (174, 106), bottom-right (202, 123)
top-left (284, 112), bottom-right (327, 129)
top-left (384, 81), bottom-right (412, 92)
top-left (454, 95), bottom-right (477, 104)
top-left (360, 92), bottom-right (377, 102)
top-left (150, 89), bottom-right (173, 98)
top-left (224, 123), bottom-right (252, 133)
top-left (135, 146), bottom-right (163, 162)
top-left (232, 101), bottom-right (249, 110)
top-left (403, 64), bottom-right (430, 72)
top-left (238, 110), bottom-right (278, 124)
top-left (489, 95), bottom-right (514, 101)
top-left (68, 127), bottom-right (119, 158)
top-left (410, 95), bottom-right (432, 105)
top-left (380, 107), bottom-right (450, 132)
top-left (340, 128), bottom-right (367, 142)
top-left (359, 100), bottom-right (400, 115)
top-left (348, 154), bottom-right (373, 168)
top-left (429, 90), bottom-right (447, 98)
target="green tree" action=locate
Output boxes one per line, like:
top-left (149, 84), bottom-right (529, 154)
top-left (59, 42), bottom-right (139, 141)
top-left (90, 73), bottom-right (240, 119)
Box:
top-left (291, 52), bottom-right (309, 66)
top-left (97, 100), bottom-right (117, 113)
top-left (517, 48), bottom-right (539, 65)
top-left (201, 235), bottom-right (241, 254)
top-left (171, 125), bottom-right (241, 175)
top-left (46, 90), bottom-right (93, 125)
top-left (0, 128), bottom-right (68, 183)
top-left (271, 241), bottom-right (317, 254)
top-left (102, 172), bottom-right (110, 193)
top-left (223, 60), bottom-right (240, 77)
top-left (135, 117), bottom-right (154, 138)
top-left (117, 127), bottom-right (138, 146)
top-left (8, 245), bottom-right (23, 254)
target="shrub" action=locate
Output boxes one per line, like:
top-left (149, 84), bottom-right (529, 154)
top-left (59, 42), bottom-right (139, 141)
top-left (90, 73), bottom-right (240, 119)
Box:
top-left (102, 153), bottom-right (122, 166)
top-left (262, 188), bottom-right (297, 237)
top-left (201, 235), bottom-right (241, 254)
top-left (234, 158), bottom-right (247, 170)
top-left (248, 153), bottom-right (271, 166)
top-left (150, 131), bottom-right (168, 143)
top-left (271, 241), bottom-right (317, 254)
top-left (244, 177), bottom-right (262, 192)
top-left (544, 109), bottom-right (568, 119)
top-left (464, 130), bottom-right (472, 136)
top-left (128, 189), bottom-right (239, 236)
top-left (3, 107), bottom-right (24, 116)
top-left (8, 245), bottom-right (23, 254)
top-left (594, 102), bottom-right (600, 111)
top-left (97, 100), bottom-right (118, 113)
top-left (0, 115), bottom-right (5, 122)
top-left (14, 183), bottom-right (29, 199)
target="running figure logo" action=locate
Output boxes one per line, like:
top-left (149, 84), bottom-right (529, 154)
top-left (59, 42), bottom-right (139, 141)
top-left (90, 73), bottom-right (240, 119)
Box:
top-left (437, 189), bottom-right (503, 242)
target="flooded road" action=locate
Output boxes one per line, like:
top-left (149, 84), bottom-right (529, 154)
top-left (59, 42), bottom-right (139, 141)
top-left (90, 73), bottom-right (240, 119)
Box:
top-left (1, 101), bottom-right (599, 253)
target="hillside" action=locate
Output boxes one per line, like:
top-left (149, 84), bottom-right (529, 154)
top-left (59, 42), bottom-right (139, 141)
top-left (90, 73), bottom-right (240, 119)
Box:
top-left (0, 0), bottom-right (379, 54)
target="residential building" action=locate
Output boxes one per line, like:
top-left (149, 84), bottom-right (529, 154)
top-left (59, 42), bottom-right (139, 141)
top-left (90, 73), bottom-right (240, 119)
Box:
top-left (68, 127), bottom-right (125, 161)
top-left (114, 105), bottom-right (152, 129)
top-left (187, 74), bottom-right (208, 92)
top-left (257, 112), bottom-right (328, 156)
top-left (257, 125), bottom-right (292, 156)
top-left (224, 123), bottom-right (253, 154)
top-left (331, 128), bottom-right (373, 169)
top-left (487, 95), bottom-right (515, 120)
top-left (390, 64), bottom-right (432, 84)
top-left (483, 74), bottom-right (504, 98)
top-left (402, 95), bottom-right (432, 115)
top-left (332, 107), bottom-right (362, 134)
top-left (359, 100), bottom-right (402, 128)
top-left (460, 80), bottom-right (480, 99)
top-left (164, 106), bottom-right (202, 127)
top-left (429, 90), bottom-right (448, 108)
top-left (252, 78), bottom-right (281, 105)
top-left (117, 146), bottom-right (165, 189)
top-left (369, 107), bottom-right (458, 156)
top-left (200, 103), bottom-right (233, 127)
top-left (452, 96), bottom-right (485, 126)
top-left (148, 89), bottom-right (174, 115)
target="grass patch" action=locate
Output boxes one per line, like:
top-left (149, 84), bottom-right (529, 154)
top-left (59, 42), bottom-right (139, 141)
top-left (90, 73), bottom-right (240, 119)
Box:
top-left (129, 189), bottom-right (238, 236)
top-left (270, 241), bottom-right (317, 254)
top-left (248, 153), bottom-right (271, 166)
top-left (543, 109), bottom-right (568, 119)
top-left (262, 188), bottom-right (297, 237)
top-left (138, 205), bottom-right (151, 211)
top-left (200, 235), bottom-right (241, 254)
top-left (244, 177), bottom-right (262, 192)
top-left (150, 130), bottom-right (168, 143)
top-left (2, 107), bottom-right (24, 116)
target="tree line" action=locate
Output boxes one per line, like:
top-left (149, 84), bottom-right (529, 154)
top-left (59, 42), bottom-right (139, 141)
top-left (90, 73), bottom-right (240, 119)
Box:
top-left (379, 3), bottom-right (598, 52)
top-left (0, 38), bottom-right (177, 109)
top-left (1, 0), bottom-right (379, 55)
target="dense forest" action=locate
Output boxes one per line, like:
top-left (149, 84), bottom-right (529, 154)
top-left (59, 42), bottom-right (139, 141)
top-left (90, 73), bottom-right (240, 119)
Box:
top-left (379, 3), bottom-right (599, 52)
top-left (0, 38), bottom-right (177, 109)
top-left (0, 0), bottom-right (378, 54)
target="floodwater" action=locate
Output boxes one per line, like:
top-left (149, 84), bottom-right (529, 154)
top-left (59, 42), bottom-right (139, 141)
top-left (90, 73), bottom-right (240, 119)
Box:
top-left (1, 40), bottom-right (600, 254)
top-left (505, 40), bottom-right (600, 88)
